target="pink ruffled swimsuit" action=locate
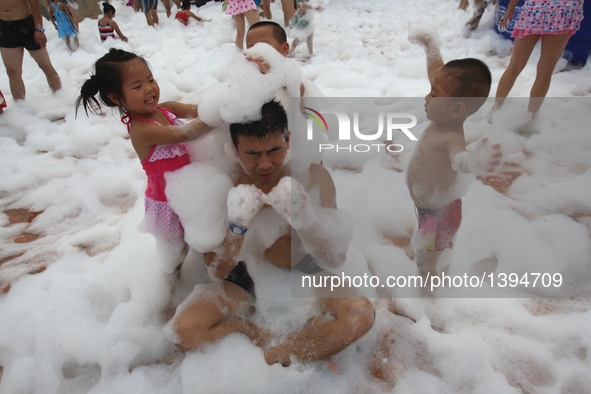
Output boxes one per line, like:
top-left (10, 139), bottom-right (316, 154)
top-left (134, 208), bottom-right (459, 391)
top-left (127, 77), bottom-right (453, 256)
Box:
top-left (122, 107), bottom-right (189, 238)
top-left (512, 0), bottom-right (584, 39)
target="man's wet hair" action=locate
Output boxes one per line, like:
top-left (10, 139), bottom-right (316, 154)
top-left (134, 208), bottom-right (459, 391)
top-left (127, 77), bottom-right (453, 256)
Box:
top-left (230, 99), bottom-right (289, 146)
top-left (247, 21), bottom-right (287, 45)
top-left (441, 58), bottom-right (492, 113)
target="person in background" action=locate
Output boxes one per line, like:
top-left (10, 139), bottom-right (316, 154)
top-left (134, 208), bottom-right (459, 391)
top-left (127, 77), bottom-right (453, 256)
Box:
top-left (98, 2), bottom-right (128, 42)
top-left (50, 0), bottom-right (79, 51)
top-left (162, 0), bottom-right (181, 18)
top-left (175, 0), bottom-right (207, 25)
top-left (0, 90), bottom-right (6, 114)
top-left (0, 0), bottom-right (62, 99)
top-left (288, 0), bottom-right (323, 57)
top-left (66, 0), bottom-right (79, 31)
top-left (142, 0), bottom-right (159, 26)
top-left (493, 0), bottom-right (584, 133)
top-left (223, 0), bottom-right (260, 49)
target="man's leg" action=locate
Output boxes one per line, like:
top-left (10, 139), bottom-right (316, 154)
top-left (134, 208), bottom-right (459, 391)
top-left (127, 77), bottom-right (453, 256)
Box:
top-left (171, 281), bottom-right (263, 351)
top-left (263, 295), bottom-right (375, 365)
top-left (261, 0), bottom-right (271, 19)
top-left (1, 47), bottom-right (26, 99)
top-left (27, 47), bottom-right (62, 93)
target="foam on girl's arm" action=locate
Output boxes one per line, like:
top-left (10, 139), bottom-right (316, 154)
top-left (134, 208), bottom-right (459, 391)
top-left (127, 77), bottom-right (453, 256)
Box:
top-left (161, 101), bottom-right (199, 119)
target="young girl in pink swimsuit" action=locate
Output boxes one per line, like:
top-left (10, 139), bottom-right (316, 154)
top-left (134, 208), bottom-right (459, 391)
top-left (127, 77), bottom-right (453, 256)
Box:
top-left (494, 0), bottom-right (584, 132)
top-left (76, 48), bottom-right (213, 273)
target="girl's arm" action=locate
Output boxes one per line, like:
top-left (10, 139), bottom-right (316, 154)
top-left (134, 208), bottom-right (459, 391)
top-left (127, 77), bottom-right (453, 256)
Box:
top-left (189, 11), bottom-right (203, 21)
top-left (160, 101), bottom-right (199, 119)
top-left (129, 117), bottom-right (212, 149)
top-left (109, 20), bottom-right (128, 42)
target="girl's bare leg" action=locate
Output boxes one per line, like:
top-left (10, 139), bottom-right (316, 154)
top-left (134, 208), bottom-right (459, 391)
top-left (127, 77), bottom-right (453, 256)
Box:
top-left (261, 0), bottom-right (271, 18)
top-left (233, 14), bottom-right (246, 49)
top-left (494, 34), bottom-right (539, 110)
top-left (527, 33), bottom-right (571, 113)
top-left (281, 0), bottom-right (294, 26)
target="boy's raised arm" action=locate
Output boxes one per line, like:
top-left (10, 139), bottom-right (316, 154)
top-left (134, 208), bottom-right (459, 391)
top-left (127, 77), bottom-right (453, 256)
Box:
top-left (408, 24), bottom-right (443, 85)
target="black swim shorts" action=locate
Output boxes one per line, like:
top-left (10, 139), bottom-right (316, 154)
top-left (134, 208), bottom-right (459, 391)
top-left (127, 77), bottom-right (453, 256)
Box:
top-left (0, 15), bottom-right (42, 51)
top-left (224, 255), bottom-right (324, 298)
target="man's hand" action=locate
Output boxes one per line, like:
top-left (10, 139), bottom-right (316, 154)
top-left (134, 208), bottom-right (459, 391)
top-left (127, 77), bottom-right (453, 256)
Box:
top-left (267, 177), bottom-right (316, 230)
top-left (227, 184), bottom-right (265, 227)
top-left (33, 31), bottom-right (47, 48)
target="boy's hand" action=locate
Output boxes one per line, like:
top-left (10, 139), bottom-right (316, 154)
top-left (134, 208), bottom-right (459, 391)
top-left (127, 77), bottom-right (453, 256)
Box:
top-left (481, 137), bottom-right (503, 172)
top-left (245, 53), bottom-right (271, 74)
top-left (408, 24), bottom-right (440, 50)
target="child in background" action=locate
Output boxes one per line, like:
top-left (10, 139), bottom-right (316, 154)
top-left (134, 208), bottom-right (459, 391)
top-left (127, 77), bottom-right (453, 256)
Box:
top-left (0, 90), bottom-right (6, 115)
top-left (76, 49), bottom-right (213, 274)
top-left (175, 0), bottom-right (206, 25)
top-left (66, 0), bottom-right (79, 31)
top-left (406, 25), bottom-right (503, 279)
top-left (288, 0), bottom-right (322, 57)
top-left (51, 0), bottom-right (79, 51)
top-left (98, 2), bottom-right (128, 42)
top-left (224, 0), bottom-right (260, 49)
top-left (494, 0), bottom-right (583, 133)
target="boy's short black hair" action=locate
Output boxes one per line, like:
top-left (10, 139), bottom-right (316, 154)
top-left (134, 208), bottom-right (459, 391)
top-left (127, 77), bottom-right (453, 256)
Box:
top-left (247, 21), bottom-right (288, 45)
top-left (441, 58), bottom-right (492, 112)
top-left (230, 99), bottom-right (289, 146)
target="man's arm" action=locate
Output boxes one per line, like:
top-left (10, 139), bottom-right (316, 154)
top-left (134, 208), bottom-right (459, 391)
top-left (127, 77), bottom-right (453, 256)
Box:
top-left (205, 183), bottom-right (265, 280)
top-left (267, 167), bottom-right (352, 269)
top-left (29, 0), bottom-right (47, 47)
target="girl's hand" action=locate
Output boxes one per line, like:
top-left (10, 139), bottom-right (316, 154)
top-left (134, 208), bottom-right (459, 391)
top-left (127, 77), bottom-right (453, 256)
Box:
top-left (499, 7), bottom-right (515, 31)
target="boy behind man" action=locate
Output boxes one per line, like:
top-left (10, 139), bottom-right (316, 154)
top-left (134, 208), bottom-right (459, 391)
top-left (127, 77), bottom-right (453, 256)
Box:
top-left (407, 26), bottom-right (503, 279)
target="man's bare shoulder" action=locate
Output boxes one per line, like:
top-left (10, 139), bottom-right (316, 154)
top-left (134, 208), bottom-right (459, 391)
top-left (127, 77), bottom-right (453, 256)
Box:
top-left (0, 0), bottom-right (32, 21)
top-left (308, 164), bottom-right (337, 209)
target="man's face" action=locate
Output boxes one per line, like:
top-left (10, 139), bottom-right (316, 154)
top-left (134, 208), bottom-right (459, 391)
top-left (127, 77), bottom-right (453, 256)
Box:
top-left (246, 26), bottom-right (290, 56)
top-left (236, 131), bottom-right (290, 187)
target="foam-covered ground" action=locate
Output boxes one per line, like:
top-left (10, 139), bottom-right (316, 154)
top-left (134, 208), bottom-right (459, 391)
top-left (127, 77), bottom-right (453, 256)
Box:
top-left (1, 0), bottom-right (591, 392)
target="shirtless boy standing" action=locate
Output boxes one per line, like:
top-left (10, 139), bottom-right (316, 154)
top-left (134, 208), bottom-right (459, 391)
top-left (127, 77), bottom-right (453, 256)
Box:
top-left (0, 0), bottom-right (61, 99)
top-left (407, 27), bottom-right (503, 279)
